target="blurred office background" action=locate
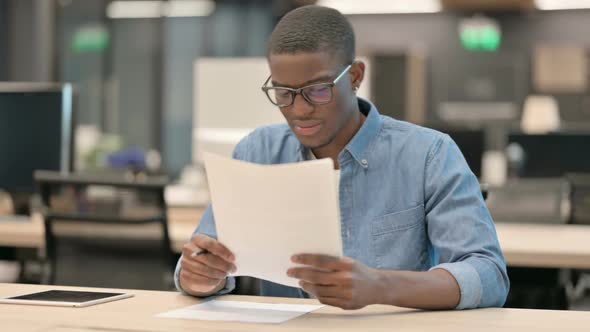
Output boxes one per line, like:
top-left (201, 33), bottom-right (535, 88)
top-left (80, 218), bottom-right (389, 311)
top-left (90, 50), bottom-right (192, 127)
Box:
top-left (2, 0), bottom-right (589, 178)
top-left (1, 0), bottom-right (590, 310)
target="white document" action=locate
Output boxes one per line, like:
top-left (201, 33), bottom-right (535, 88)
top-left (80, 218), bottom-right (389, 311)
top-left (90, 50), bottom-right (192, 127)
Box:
top-left (156, 300), bottom-right (324, 324)
top-left (204, 152), bottom-right (342, 288)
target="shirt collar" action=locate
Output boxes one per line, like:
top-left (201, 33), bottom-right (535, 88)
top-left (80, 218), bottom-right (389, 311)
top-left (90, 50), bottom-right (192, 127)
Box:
top-left (297, 98), bottom-right (383, 168)
top-left (342, 98), bottom-right (382, 169)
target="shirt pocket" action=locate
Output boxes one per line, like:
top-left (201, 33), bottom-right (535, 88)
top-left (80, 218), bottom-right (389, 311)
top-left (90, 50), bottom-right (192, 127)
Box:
top-left (371, 204), bottom-right (428, 270)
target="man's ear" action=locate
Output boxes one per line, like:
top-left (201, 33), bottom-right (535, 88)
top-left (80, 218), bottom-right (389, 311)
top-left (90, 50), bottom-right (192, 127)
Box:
top-left (350, 60), bottom-right (365, 91)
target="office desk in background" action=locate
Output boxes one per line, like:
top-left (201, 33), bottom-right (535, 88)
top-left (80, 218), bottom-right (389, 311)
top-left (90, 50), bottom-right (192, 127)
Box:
top-left (0, 208), bottom-right (202, 253)
top-left (495, 222), bottom-right (590, 269)
top-left (2, 283), bottom-right (590, 332)
top-left (1, 208), bottom-right (590, 270)
top-left (0, 214), bottom-right (44, 249)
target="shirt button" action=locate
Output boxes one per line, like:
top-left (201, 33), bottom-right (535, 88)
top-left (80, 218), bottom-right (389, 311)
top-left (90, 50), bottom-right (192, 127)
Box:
top-left (361, 159), bottom-right (368, 166)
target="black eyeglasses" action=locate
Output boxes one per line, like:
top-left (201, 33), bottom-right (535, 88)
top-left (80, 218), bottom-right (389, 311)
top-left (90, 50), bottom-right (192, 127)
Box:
top-left (261, 64), bottom-right (352, 108)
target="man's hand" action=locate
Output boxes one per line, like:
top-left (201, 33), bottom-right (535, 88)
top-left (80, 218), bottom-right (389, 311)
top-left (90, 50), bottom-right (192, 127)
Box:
top-left (179, 234), bottom-right (236, 297)
top-left (287, 254), bottom-right (385, 310)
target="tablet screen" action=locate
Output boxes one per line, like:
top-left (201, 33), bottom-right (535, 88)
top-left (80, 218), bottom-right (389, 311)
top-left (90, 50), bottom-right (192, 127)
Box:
top-left (8, 290), bottom-right (126, 303)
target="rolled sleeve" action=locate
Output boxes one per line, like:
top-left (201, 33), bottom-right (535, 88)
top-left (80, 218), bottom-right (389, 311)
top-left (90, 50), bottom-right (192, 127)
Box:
top-left (430, 262), bottom-right (482, 309)
top-left (424, 134), bottom-right (509, 309)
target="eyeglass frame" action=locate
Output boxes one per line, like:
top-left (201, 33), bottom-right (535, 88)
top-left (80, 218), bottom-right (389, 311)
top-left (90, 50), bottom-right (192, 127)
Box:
top-left (261, 64), bottom-right (353, 108)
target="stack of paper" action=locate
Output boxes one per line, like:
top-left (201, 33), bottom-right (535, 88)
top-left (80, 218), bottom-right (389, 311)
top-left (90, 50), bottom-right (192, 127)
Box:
top-left (204, 153), bottom-right (342, 288)
top-left (157, 300), bottom-right (324, 324)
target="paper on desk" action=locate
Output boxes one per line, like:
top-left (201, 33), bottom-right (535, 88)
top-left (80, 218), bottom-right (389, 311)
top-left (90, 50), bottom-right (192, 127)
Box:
top-left (156, 300), bottom-right (324, 324)
top-left (204, 152), bottom-right (342, 288)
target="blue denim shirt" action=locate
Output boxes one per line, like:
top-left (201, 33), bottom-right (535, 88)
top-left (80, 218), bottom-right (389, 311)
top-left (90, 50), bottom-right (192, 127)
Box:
top-left (175, 98), bottom-right (509, 309)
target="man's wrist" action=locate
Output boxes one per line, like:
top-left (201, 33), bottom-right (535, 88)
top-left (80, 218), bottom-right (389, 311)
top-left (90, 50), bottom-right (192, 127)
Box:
top-left (374, 269), bottom-right (399, 306)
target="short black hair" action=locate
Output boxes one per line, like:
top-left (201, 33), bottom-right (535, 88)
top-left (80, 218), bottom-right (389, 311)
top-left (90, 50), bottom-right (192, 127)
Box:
top-left (267, 5), bottom-right (355, 65)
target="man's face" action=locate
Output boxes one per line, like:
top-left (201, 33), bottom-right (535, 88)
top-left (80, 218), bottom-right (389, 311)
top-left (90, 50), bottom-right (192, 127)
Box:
top-left (267, 52), bottom-right (360, 150)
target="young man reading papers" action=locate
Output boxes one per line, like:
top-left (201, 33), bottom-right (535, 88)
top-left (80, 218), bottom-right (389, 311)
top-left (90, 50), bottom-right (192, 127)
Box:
top-left (175, 5), bottom-right (509, 310)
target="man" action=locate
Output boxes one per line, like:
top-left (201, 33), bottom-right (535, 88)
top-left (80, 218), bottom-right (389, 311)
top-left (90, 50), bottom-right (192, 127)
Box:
top-left (175, 5), bottom-right (509, 310)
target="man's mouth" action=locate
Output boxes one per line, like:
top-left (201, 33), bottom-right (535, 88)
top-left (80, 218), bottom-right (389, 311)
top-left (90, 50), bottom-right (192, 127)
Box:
top-left (294, 123), bottom-right (322, 136)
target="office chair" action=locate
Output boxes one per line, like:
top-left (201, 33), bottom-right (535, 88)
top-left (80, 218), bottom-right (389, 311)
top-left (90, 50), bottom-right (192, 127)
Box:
top-left (485, 178), bottom-right (570, 224)
top-left (565, 173), bottom-right (590, 305)
top-left (35, 170), bottom-right (175, 290)
top-left (567, 173), bottom-right (590, 225)
top-left (494, 178), bottom-right (571, 310)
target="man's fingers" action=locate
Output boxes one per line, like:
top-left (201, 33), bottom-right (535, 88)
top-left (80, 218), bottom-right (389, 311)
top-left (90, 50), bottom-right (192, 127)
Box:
top-left (299, 281), bottom-right (344, 299)
top-left (292, 254), bottom-right (352, 271)
top-left (181, 242), bottom-right (200, 258)
top-left (180, 269), bottom-right (222, 285)
top-left (179, 269), bottom-right (223, 294)
top-left (194, 252), bottom-right (237, 274)
top-left (191, 234), bottom-right (235, 262)
top-left (287, 267), bottom-right (338, 285)
top-left (181, 256), bottom-right (227, 279)
top-left (181, 244), bottom-right (236, 274)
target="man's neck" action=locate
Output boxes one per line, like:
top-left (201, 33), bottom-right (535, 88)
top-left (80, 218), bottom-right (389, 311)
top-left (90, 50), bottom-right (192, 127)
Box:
top-left (312, 102), bottom-right (366, 169)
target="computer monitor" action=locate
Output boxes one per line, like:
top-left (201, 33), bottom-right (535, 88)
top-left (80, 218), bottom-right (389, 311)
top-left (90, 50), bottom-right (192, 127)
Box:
top-left (508, 133), bottom-right (590, 178)
top-left (0, 83), bottom-right (75, 208)
top-left (437, 54), bottom-right (526, 125)
top-left (431, 127), bottom-right (484, 178)
top-left (447, 129), bottom-right (485, 178)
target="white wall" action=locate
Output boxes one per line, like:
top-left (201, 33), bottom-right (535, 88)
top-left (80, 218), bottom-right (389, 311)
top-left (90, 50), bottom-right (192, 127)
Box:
top-left (193, 57), bottom-right (284, 164)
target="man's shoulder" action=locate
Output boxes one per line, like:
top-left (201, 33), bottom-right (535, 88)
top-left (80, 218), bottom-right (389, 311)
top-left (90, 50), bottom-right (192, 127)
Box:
top-left (379, 115), bottom-right (447, 149)
top-left (372, 115), bottom-right (453, 173)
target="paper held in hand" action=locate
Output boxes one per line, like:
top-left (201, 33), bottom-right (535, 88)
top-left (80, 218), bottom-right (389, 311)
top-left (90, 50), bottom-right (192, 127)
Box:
top-left (204, 152), bottom-right (342, 288)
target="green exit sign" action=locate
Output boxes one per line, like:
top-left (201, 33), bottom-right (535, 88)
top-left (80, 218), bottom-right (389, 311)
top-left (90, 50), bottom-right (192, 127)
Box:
top-left (459, 17), bottom-right (501, 52)
top-left (72, 26), bottom-right (110, 54)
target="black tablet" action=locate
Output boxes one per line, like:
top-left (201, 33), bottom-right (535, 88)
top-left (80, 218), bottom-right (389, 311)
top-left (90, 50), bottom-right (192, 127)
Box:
top-left (0, 290), bottom-right (133, 307)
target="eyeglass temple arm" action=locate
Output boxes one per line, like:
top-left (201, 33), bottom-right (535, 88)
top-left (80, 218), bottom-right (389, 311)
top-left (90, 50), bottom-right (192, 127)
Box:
top-left (333, 64), bottom-right (352, 84)
top-left (261, 75), bottom-right (272, 90)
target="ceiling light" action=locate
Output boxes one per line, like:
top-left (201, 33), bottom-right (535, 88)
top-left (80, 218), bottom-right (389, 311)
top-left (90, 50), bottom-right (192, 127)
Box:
top-left (166, 0), bottom-right (216, 17)
top-left (107, 1), bottom-right (162, 19)
top-left (536, 0), bottom-right (590, 10)
top-left (317, 0), bottom-right (441, 14)
top-left (106, 0), bottom-right (215, 19)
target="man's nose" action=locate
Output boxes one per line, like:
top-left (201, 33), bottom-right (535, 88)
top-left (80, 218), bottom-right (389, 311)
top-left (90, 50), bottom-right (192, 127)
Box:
top-left (291, 93), bottom-right (314, 117)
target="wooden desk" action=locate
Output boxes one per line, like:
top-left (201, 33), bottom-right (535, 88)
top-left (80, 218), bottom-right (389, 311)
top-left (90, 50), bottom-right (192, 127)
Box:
top-left (496, 222), bottom-right (590, 269)
top-left (2, 283), bottom-right (590, 332)
top-left (0, 214), bottom-right (44, 249)
top-left (2, 209), bottom-right (590, 270)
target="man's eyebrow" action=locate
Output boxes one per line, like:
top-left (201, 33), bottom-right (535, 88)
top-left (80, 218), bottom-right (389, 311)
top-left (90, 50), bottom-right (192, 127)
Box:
top-left (271, 75), bottom-right (334, 88)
